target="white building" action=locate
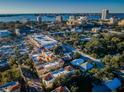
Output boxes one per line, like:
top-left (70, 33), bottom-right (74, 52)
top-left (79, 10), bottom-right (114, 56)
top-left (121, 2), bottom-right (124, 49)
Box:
top-left (109, 17), bottom-right (118, 24)
top-left (15, 29), bottom-right (21, 36)
top-left (29, 34), bottom-right (58, 49)
top-left (37, 15), bottom-right (42, 23)
top-left (56, 16), bottom-right (63, 22)
top-left (92, 27), bottom-right (101, 33)
top-left (77, 16), bottom-right (88, 24)
top-left (101, 9), bottom-right (109, 20)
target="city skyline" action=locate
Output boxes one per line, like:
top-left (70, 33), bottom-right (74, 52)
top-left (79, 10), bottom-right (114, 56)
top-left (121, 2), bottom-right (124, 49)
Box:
top-left (0, 0), bottom-right (124, 14)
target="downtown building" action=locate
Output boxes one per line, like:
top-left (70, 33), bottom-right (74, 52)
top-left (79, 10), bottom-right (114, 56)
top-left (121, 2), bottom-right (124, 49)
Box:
top-left (101, 9), bottom-right (109, 20)
top-left (37, 15), bottom-right (42, 23)
top-left (56, 16), bottom-right (63, 23)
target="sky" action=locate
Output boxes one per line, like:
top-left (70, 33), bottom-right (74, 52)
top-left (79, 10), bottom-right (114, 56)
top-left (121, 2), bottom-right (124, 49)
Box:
top-left (0, 0), bottom-right (123, 14)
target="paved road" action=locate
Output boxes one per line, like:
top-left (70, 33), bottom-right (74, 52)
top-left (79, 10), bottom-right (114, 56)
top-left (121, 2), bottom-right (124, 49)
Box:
top-left (63, 44), bottom-right (101, 62)
top-left (63, 44), bottom-right (104, 68)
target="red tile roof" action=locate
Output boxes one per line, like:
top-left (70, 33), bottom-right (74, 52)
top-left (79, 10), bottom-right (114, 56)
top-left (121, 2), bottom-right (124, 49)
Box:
top-left (44, 73), bottom-right (53, 81)
top-left (38, 66), bottom-right (44, 70)
top-left (10, 84), bottom-right (20, 91)
top-left (55, 86), bottom-right (69, 92)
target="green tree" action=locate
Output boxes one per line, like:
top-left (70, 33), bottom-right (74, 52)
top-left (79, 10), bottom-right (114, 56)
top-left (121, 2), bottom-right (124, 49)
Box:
top-left (9, 56), bottom-right (17, 66)
top-left (111, 37), bottom-right (120, 43)
top-left (117, 42), bottom-right (124, 52)
top-left (103, 55), bottom-right (112, 65)
top-left (70, 85), bottom-right (78, 92)
top-left (73, 52), bottom-right (81, 59)
top-left (110, 55), bottom-right (121, 69)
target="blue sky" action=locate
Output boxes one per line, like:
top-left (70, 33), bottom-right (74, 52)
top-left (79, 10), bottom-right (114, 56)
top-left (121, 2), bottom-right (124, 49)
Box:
top-left (0, 0), bottom-right (123, 14)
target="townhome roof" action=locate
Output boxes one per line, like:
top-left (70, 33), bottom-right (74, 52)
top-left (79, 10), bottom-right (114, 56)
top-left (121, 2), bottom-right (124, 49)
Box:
top-left (53, 86), bottom-right (70, 92)
top-left (71, 58), bottom-right (84, 66)
top-left (0, 82), bottom-right (20, 92)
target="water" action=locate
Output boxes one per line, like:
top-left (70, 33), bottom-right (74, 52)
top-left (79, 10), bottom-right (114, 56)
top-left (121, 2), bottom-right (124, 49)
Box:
top-left (0, 13), bottom-right (124, 22)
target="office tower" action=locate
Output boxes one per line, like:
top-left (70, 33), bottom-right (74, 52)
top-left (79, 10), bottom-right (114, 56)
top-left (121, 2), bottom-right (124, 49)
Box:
top-left (101, 9), bottom-right (109, 20)
top-left (37, 15), bottom-right (42, 23)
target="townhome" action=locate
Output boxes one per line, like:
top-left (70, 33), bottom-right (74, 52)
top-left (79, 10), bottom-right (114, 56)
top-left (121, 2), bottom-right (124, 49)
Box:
top-left (42, 66), bottom-right (75, 89)
top-left (71, 58), bottom-right (85, 66)
top-left (0, 30), bottom-right (12, 42)
top-left (79, 62), bottom-right (93, 71)
top-left (0, 60), bottom-right (9, 71)
top-left (0, 82), bottom-right (20, 92)
top-left (28, 34), bottom-right (57, 49)
top-left (42, 73), bottom-right (55, 89)
top-left (35, 59), bottom-right (64, 77)
top-left (39, 50), bottom-right (57, 62)
top-left (52, 86), bottom-right (70, 92)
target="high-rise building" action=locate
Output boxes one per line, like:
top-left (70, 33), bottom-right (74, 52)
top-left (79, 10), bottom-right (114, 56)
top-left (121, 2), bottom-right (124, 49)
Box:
top-left (101, 9), bottom-right (109, 20)
top-left (37, 15), bottom-right (42, 23)
top-left (56, 16), bottom-right (63, 22)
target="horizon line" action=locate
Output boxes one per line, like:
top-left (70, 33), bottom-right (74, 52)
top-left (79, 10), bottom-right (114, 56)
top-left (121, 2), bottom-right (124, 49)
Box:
top-left (0, 12), bottom-right (124, 15)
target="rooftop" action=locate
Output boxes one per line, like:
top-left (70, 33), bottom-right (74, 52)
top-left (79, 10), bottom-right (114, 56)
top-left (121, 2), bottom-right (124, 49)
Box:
top-left (105, 78), bottom-right (121, 91)
top-left (92, 78), bottom-right (121, 92)
top-left (71, 58), bottom-right (85, 66)
top-left (0, 30), bottom-right (12, 37)
top-left (80, 62), bottom-right (93, 71)
top-left (52, 86), bottom-right (70, 92)
top-left (44, 73), bottom-right (54, 81)
top-left (31, 34), bottom-right (57, 49)
top-left (0, 60), bottom-right (9, 69)
top-left (0, 82), bottom-right (20, 92)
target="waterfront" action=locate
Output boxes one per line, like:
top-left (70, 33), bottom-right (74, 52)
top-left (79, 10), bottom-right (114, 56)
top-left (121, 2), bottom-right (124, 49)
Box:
top-left (0, 13), bottom-right (124, 22)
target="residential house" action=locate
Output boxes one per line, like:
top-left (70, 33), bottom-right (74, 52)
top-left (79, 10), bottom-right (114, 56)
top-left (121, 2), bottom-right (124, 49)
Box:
top-left (35, 59), bottom-right (64, 77)
top-left (42, 73), bottom-right (55, 89)
top-left (0, 45), bottom-right (14, 58)
top-left (92, 27), bottom-right (102, 33)
top-left (71, 58), bottom-right (85, 66)
top-left (52, 65), bottom-right (74, 78)
top-left (0, 82), bottom-right (20, 92)
top-left (0, 30), bottom-right (12, 41)
top-left (39, 50), bottom-right (56, 62)
top-left (42, 66), bottom-right (75, 89)
top-left (92, 78), bottom-right (121, 92)
top-left (52, 86), bottom-right (70, 92)
top-left (79, 62), bottom-right (93, 71)
top-left (0, 60), bottom-right (9, 71)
